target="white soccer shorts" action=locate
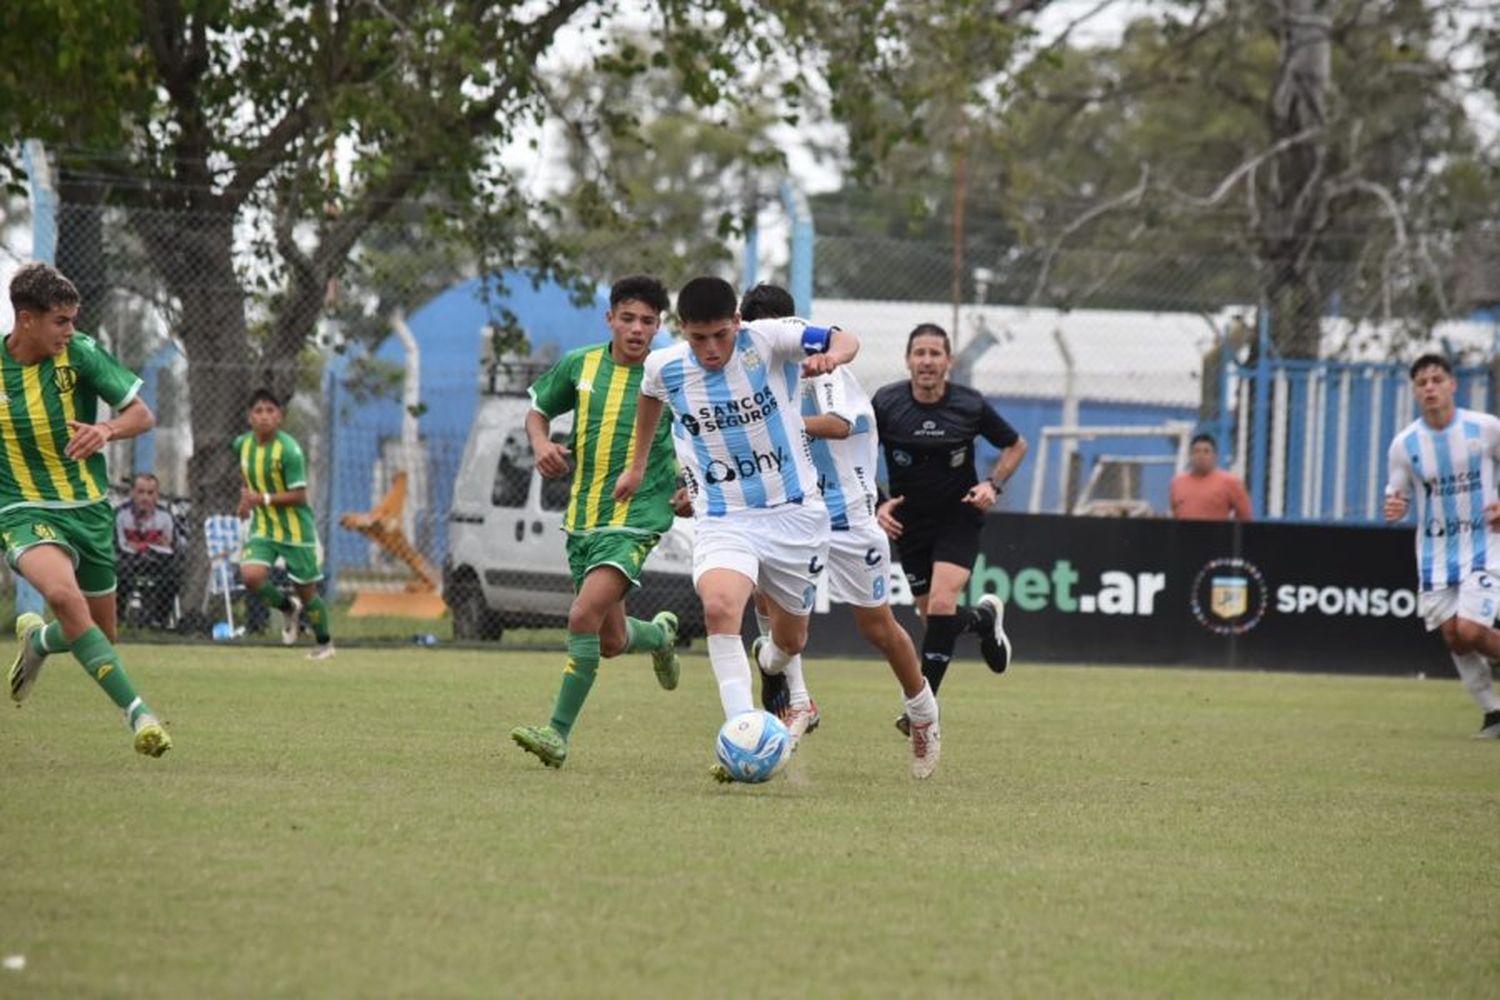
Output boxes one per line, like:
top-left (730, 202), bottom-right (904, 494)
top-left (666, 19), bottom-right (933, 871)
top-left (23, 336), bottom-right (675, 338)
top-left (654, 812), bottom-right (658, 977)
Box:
top-left (826, 519), bottom-right (894, 608)
top-left (1419, 569), bottom-right (1500, 631)
top-left (691, 502), bottom-right (830, 615)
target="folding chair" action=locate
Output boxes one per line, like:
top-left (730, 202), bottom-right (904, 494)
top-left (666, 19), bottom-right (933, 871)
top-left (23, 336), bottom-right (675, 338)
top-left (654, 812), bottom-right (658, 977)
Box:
top-left (202, 515), bottom-right (248, 631)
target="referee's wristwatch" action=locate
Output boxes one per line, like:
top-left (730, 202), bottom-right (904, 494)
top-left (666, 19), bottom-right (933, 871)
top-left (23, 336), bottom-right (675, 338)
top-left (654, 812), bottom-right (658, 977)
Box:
top-left (988, 478), bottom-right (1005, 495)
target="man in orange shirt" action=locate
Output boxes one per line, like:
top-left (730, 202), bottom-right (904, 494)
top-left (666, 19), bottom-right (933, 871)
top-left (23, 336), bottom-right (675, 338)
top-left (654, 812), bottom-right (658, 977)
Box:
top-left (1170, 434), bottom-right (1253, 521)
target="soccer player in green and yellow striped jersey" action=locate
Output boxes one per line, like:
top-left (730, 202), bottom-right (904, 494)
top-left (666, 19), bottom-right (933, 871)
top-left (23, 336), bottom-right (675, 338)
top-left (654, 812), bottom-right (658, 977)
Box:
top-left (510, 275), bottom-right (685, 768)
top-left (234, 389), bottom-right (333, 659)
top-left (2, 263), bottom-right (172, 757)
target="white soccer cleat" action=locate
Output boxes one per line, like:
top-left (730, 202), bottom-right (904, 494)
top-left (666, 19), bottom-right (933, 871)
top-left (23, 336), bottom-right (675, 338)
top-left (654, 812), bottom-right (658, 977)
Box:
top-left (306, 642), bottom-right (336, 661)
top-left (909, 717), bottom-right (941, 779)
top-left (280, 594), bottom-right (304, 646)
top-left (977, 593), bottom-right (1011, 674)
top-left (783, 702), bottom-right (816, 750)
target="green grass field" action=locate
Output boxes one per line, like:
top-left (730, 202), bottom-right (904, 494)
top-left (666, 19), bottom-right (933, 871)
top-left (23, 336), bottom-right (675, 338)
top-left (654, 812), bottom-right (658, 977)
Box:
top-left (1, 644), bottom-right (1496, 998)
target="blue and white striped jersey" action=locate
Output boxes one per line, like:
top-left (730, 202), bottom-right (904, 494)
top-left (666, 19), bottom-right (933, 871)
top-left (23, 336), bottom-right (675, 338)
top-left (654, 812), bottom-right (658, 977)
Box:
top-left (642, 318), bottom-right (832, 518)
top-left (802, 367), bottom-right (879, 530)
top-left (1386, 408), bottom-right (1500, 592)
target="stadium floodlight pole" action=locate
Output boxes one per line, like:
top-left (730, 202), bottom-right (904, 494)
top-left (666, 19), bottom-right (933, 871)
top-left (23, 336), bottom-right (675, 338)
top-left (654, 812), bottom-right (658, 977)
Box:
top-left (778, 180), bottom-right (813, 319)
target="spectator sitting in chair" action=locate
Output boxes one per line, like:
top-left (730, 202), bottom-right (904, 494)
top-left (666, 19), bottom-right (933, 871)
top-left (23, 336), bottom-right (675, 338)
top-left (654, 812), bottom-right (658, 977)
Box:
top-left (1169, 434), bottom-right (1253, 521)
top-left (115, 473), bottom-right (181, 626)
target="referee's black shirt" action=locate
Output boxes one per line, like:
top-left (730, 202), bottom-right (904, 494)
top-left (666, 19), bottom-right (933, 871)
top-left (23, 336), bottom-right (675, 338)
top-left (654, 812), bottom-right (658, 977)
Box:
top-left (871, 381), bottom-right (1020, 514)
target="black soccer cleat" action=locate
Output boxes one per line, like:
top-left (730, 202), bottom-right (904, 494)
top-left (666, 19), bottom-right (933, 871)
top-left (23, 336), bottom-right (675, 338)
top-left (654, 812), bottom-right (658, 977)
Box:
top-left (752, 637), bottom-right (790, 717)
top-left (976, 594), bottom-right (1011, 674)
top-left (1476, 710), bottom-right (1500, 740)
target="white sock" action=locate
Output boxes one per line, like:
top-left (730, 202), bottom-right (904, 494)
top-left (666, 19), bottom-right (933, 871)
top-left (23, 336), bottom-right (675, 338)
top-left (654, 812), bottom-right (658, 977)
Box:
top-left (904, 680), bottom-right (938, 725)
top-left (784, 653), bottom-right (810, 709)
top-left (755, 609), bottom-right (772, 640)
top-left (707, 634), bottom-right (755, 719)
top-left (761, 640), bottom-right (810, 708)
top-left (1450, 652), bottom-right (1500, 712)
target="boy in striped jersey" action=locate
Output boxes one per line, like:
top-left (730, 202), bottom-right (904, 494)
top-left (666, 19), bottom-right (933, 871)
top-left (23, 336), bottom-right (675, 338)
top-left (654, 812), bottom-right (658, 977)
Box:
top-left (613, 276), bottom-right (859, 780)
top-left (235, 389), bottom-right (333, 659)
top-left (739, 284), bottom-right (941, 779)
top-left (511, 276), bottom-right (684, 768)
top-left (3, 263), bottom-right (171, 756)
top-left (1384, 354), bottom-right (1500, 739)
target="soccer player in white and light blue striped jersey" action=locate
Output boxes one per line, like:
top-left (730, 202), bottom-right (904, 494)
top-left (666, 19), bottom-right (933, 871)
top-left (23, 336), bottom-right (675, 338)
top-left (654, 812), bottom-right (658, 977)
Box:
top-left (1384, 353), bottom-right (1500, 739)
top-left (739, 283), bottom-right (940, 779)
top-left (612, 277), bottom-right (858, 778)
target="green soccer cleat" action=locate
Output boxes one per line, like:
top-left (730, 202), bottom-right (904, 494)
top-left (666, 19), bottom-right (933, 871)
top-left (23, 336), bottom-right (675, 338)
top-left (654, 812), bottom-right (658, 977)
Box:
top-left (709, 761), bottom-right (734, 784)
top-left (511, 725), bottom-right (568, 768)
top-left (132, 718), bottom-right (173, 758)
top-left (650, 611), bottom-right (680, 691)
top-left (9, 612), bottom-right (47, 705)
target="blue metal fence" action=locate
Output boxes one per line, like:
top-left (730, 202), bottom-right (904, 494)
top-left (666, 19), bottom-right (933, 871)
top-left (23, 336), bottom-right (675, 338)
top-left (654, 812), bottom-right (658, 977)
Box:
top-left (1226, 356), bottom-right (1492, 523)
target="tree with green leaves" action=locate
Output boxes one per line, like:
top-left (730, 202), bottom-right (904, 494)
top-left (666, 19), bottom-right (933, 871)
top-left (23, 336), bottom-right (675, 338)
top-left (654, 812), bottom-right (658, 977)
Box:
top-left (1, 0), bottom-right (1068, 610)
top-left (998, 1), bottom-right (1497, 355)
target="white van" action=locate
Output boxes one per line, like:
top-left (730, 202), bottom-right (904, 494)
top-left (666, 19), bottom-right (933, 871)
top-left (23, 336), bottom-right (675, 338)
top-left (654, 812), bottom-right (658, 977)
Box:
top-left (443, 359), bottom-right (700, 641)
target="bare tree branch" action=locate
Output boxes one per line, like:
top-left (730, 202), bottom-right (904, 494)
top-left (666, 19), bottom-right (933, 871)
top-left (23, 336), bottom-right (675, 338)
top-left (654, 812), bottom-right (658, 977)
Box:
top-left (1164, 126), bottom-right (1323, 209)
top-left (1028, 162), bottom-right (1149, 305)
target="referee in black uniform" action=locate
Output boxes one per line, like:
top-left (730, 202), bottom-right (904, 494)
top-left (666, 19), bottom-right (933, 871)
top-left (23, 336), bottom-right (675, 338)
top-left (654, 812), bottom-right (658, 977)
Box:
top-left (873, 322), bottom-right (1027, 734)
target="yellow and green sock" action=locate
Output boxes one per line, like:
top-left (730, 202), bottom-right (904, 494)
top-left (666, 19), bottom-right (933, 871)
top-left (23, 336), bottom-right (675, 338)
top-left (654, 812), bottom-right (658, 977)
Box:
top-left (548, 632), bottom-right (600, 740)
top-left (255, 581), bottom-right (289, 611)
top-left (30, 619), bottom-right (70, 655)
top-left (622, 617), bottom-right (666, 654)
top-left (71, 626), bottom-right (152, 725)
top-left (304, 595), bottom-right (331, 644)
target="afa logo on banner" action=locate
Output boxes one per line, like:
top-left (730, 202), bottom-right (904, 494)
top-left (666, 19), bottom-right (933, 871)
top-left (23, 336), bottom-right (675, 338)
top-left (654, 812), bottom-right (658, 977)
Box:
top-left (1191, 558), bottom-right (1269, 636)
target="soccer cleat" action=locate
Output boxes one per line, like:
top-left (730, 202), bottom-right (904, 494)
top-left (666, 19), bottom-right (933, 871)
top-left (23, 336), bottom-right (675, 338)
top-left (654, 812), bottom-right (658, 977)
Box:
top-left (784, 702), bottom-right (817, 749)
top-left (280, 594), bottom-right (304, 646)
top-left (306, 642), bottom-right (336, 661)
top-left (8, 612), bottom-right (47, 705)
top-left (752, 636), bottom-right (790, 718)
top-left (650, 611), bottom-right (680, 691)
top-left (709, 761), bottom-right (735, 783)
top-left (895, 712), bottom-right (911, 738)
top-left (976, 593), bottom-right (1012, 674)
top-left (909, 717), bottom-right (941, 779)
top-left (1475, 710), bottom-right (1500, 740)
top-left (132, 716), bottom-right (173, 758)
top-left (512, 725), bottom-right (568, 768)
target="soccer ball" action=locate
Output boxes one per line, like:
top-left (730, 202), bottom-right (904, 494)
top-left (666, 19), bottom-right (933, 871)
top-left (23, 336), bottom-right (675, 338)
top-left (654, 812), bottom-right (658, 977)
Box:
top-left (715, 710), bottom-right (792, 783)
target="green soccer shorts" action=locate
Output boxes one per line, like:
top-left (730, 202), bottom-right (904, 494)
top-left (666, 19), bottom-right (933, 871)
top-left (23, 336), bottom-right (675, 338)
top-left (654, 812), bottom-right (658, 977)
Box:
top-left (566, 530), bottom-right (660, 592)
top-left (242, 536), bottom-right (324, 584)
top-left (0, 501), bottom-right (119, 596)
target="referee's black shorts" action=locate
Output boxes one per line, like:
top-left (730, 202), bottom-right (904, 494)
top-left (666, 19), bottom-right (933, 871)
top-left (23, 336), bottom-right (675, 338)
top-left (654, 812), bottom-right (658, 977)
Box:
top-left (892, 504), bottom-right (983, 597)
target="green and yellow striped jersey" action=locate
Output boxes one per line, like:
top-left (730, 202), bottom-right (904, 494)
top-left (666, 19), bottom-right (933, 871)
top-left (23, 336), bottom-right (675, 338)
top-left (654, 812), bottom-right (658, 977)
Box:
top-left (233, 430), bottom-right (319, 547)
top-left (528, 343), bottom-right (676, 535)
top-left (0, 332), bottom-right (142, 513)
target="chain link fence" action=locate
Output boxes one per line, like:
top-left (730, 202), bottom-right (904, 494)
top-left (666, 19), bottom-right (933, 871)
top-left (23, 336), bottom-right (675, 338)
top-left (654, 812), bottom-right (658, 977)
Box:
top-left (3, 196), bottom-right (1495, 645)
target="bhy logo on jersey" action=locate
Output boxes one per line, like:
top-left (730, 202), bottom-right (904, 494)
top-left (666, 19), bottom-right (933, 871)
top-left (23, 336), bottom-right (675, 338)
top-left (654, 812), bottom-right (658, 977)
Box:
top-left (703, 446), bottom-right (790, 485)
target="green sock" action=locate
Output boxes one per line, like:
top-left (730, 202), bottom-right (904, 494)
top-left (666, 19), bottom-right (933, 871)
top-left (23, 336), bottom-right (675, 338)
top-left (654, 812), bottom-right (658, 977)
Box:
top-left (31, 619), bottom-right (70, 655)
top-left (549, 633), bottom-right (601, 740)
top-left (623, 617), bottom-right (666, 654)
top-left (304, 595), bottom-right (331, 643)
top-left (255, 581), bottom-right (289, 611)
top-left (72, 626), bottom-right (151, 725)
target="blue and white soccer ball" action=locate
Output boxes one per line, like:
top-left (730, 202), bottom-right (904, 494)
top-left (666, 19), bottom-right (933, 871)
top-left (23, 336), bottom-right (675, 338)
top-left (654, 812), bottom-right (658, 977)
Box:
top-left (715, 710), bottom-right (792, 783)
